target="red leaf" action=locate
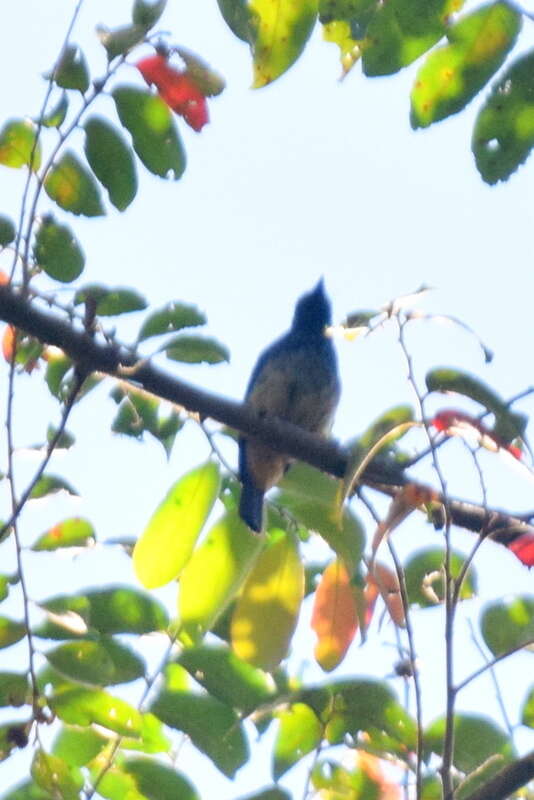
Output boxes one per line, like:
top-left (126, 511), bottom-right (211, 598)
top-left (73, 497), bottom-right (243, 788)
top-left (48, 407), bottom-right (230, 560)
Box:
top-left (432, 409), bottom-right (522, 460)
top-left (136, 53), bottom-right (209, 132)
top-left (508, 534), bottom-right (534, 567)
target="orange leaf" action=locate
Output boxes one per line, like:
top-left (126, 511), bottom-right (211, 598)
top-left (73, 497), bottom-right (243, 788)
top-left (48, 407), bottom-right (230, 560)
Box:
top-left (367, 562), bottom-right (405, 628)
top-left (2, 324), bottom-right (16, 362)
top-left (311, 559), bottom-right (358, 671)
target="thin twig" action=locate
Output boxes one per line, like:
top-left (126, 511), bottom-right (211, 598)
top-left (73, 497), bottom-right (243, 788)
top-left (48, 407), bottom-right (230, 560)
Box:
top-left (456, 631), bottom-right (534, 695)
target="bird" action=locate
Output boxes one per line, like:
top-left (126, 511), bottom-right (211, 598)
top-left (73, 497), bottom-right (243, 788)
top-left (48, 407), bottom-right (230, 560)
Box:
top-left (239, 279), bottom-right (340, 532)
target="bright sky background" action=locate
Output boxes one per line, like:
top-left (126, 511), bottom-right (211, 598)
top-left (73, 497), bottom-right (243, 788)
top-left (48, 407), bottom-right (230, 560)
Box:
top-left (1, 1), bottom-right (534, 797)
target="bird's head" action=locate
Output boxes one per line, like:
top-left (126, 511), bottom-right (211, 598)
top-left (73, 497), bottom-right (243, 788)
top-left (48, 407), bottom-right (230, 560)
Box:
top-left (291, 278), bottom-right (332, 335)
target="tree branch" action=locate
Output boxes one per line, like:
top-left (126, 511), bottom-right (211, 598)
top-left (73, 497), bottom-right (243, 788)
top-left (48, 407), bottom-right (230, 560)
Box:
top-left (462, 749), bottom-right (534, 800)
top-left (1, 284), bottom-right (533, 552)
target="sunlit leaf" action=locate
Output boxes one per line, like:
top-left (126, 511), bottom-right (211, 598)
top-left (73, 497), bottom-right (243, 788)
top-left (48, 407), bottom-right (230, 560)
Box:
top-left (522, 686), bottom-right (534, 729)
top-left (124, 757), bottom-right (199, 800)
top-left (165, 334), bottom-right (229, 364)
top-left (137, 301), bottom-right (206, 341)
top-left (52, 45), bottom-right (90, 92)
top-left (31, 749), bottom-right (83, 800)
top-left (231, 530), bottom-right (304, 671)
top-left (0, 216), bottom-right (15, 246)
top-left (274, 702), bottom-right (322, 778)
top-left (46, 638), bottom-right (145, 686)
top-left (53, 725), bottom-right (107, 767)
top-left (480, 596), bottom-right (534, 656)
top-left (32, 518), bottom-right (95, 551)
top-left (42, 92), bottom-right (68, 128)
top-left (424, 713), bottom-right (513, 773)
top-left (120, 713), bottom-right (171, 754)
top-left (312, 559), bottom-right (358, 672)
top-left (51, 686), bottom-right (143, 737)
top-left (151, 688), bottom-right (249, 777)
top-left (113, 86), bottom-right (186, 179)
top-left (178, 511), bottom-right (263, 645)
top-left (473, 49), bottom-right (534, 184)
top-left (74, 284), bottom-right (147, 316)
top-left (89, 763), bottom-right (144, 800)
top-left (44, 151), bottom-right (105, 217)
top-left (405, 547), bottom-right (477, 608)
top-left (0, 618), bottom-right (26, 649)
top-left (250, 0), bottom-right (317, 88)
top-left (33, 218), bottom-right (85, 283)
top-left (0, 673), bottom-right (29, 707)
top-left (84, 116), bottom-right (138, 210)
top-left (30, 474), bottom-right (78, 499)
top-left (134, 462), bottom-right (220, 589)
top-left (0, 119), bottom-right (41, 170)
top-left (411, 2), bottom-right (521, 128)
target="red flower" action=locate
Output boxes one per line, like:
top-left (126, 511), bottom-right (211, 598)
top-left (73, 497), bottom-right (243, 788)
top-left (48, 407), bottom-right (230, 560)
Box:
top-left (136, 53), bottom-right (209, 132)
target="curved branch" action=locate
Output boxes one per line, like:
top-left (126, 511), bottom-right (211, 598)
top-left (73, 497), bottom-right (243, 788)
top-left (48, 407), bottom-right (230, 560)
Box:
top-left (462, 749), bottom-right (534, 800)
top-left (1, 284), bottom-right (533, 551)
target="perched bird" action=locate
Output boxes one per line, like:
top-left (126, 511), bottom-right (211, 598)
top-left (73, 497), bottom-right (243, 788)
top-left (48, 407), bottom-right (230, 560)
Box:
top-left (239, 279), bottom-right (340, 532)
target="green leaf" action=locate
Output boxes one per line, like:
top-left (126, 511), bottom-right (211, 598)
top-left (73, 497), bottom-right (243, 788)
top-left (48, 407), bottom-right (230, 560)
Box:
top-left (42, 92), bottom-right (68, 128)
top-left (357, 404), bottom-right (414, 451)
top-left (363, 0), bottom-right (448, 77)
top-left (89, 765), bottom-right (144, 800)
top-left (44, 151), bottom-right (105, 217)
top-left (0, 216), bottom-right (15, 246)
top-left (31, 749), bottom-right (83, 800)
top-left (33, 218), bottom-right (85, 283)
top-left (165, 334), bottom-right (230, 364)
top-left (473, 49), bottom-right (534, 184)
top-left (84, 116), bottom-right (138, 211)
top-left (45, 638), bottom-right (145, 686)
top-left (0, 618), bottom-right (25, 649)
top-left (424, 713), bottom-right (513, 773)
top-left (32, 518), bottom-right (94, 551)
top-left (0, 119), bottom-right (41, 170)
top-left (52, 45), bottom-right (90, 93)
top-left (274, 702), bottom-right (322, 778)
top-left (51, 686), bottom-right (143, 736)
top-left (74, 284), bottom-right (147, 316)
top-left (137, 302), bottom-right (206, 341)
top-left (132, 0), bottom-right (167, 28)
top-left (178, 511), bottom-right (264, 645)
top-left (1, 781), bottom-right (52, 800)
top-left (0, 574), bottom-right (18, 604)
top-left (251, 0), bottom-right (317, 87)
top-left (0, 673), bottom-right (29, 707)
top-left (113, 86), bottom-right (186, 179)
top-left (521, 686), bottom-right (534, 729)
top-left (237, 790), bottom-right (291, 800)
top-left (0, 722), bottom-right (29, 764)
top-left (46, 425), bottom-right (75, 450)
top-left (30, 474), bottom-right (78, 499)
top-left (151, 688), bottom-right (249, 777)
top-left (53, 725), bottom-right (107, 766)
top-left (178, 644), bottom-right (276, 713)
top-left (120, 713), bottom-right (171, 754)
top-left (134, 462), bottom-right (221, 589)
top-left (45, 352), bottom-right (72, 398)
top-left (277, 463), bottom-right (364, 573)
top-left (411, 2), bottom-right (521, 128)
top-left (480, 596), bottom-right (534, 656)
top-left (124, 757), bottom-right (199, 800)
top-left (97, 23), bottom-right (147, 61)
top-left (405, 547), bottom-right (477, 608)
top-left (217, 0), bottom-right (254, 42)
top-left (425, 367), bottom-right (527, 442)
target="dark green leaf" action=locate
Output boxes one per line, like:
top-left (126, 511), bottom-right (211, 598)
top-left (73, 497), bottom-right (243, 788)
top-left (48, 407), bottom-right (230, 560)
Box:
top-left (424, 713), bottom-right (513, 773)
top-left (51, 686), bottom-right (143, 737)
top-left (97, 23), bottom-right (147, 61)
top-left (473, 49), bottom-right (534, 184)
top-left (34, 218), bottom-right (85, 282)
top-left (46, 424), bottom-right (75, 449)
top-left (53, 725), bottom-right (107, 766)
top-left (52, 45), bottom-right (90, 93)
top-left (216, 0), bottom-right (254, 42)
top-left (151, 689), bottom-right (249, 777)
top-left (124, 757), bottom-right (199, 800)
top-left (405, 547), bottom-right (477, 608)
top-left (132, 0), bottom-right (167, 28)
top-left (84, 116), bottom-right (138, 210)
top-left (113, 86), bottom-right (186, 179)
top-left (165, 334), bottom-right (229, 364)
top-left (31, 749), bottom-right (83, 800)
top-left (32, 518), bottom-right (94, 551)
top-left (274, 702), bottom-right (322, 778)
top-left (45, 637), bottom-right (145, 686)
top-left (0, 216), bottom-right (15, 246)
top-left (0, 618), bottom-right (25, 649)
top-left (0, 673), bottom-right (29, 707)
top-left (521, 686), bottom-right (534, 729)
top-left (138, 302), bottom-right (206, 341)
top-left (74, 284), bottom-right (147, 315)
top-left (42, 92), bottom-right (68, 128)
top-left (0, 119), bottom-right (41, 170)
top-left (44, 151), bottom-right (105, 217)
top-left (411, 2), bottom-right (521, 128)
top-left (30, 474), bottom-right (78, 500)
top-left (178, 645), bottom-right (276, 713)
top-left (480, 596), bottom-right (534, 656)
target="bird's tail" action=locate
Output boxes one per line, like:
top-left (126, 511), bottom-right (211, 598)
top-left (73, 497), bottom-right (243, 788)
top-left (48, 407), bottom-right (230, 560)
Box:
top-left (239, 482), bottom-right (264, 533)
